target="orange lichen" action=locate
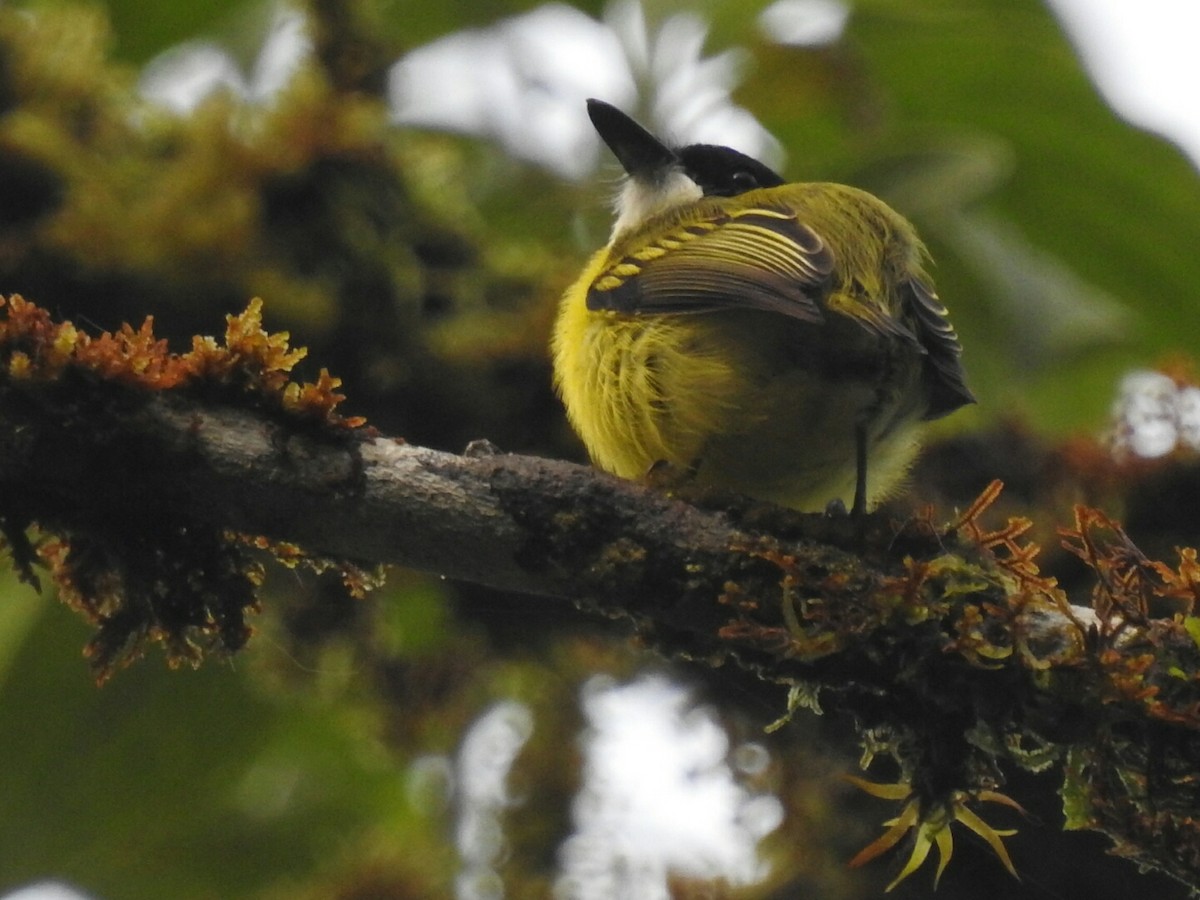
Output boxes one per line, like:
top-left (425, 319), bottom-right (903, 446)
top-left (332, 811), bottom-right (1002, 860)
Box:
top-left (0, 294), bottom-right (365, 426)
top-left (1056, 507), bottom-right (1200, 726)
top-left (0, 295), bottom-right (374, 680)
top-left (236, 533), bottom-right (385, 600)
top-left (953, 481), bottom-right (1058, 599)
top-left (948, 600), bottom-right (1015, 668)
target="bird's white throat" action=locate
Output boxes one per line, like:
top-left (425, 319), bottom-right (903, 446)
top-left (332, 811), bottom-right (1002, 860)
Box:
top-left (610, 169), bottom-right (703, 243)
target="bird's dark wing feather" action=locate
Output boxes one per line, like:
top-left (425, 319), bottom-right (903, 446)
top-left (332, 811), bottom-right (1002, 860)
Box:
top-left (587, 206), bottom-right (833, 323)
top-left (902, 277), bottom-right (976, 419)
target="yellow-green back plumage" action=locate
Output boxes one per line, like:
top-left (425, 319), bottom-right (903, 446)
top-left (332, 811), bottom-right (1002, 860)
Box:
top-left (554, 170), bottom-right (972, 512)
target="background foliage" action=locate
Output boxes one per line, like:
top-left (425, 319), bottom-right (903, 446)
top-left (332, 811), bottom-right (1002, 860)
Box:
top-left (0, 0), bottom-right (1197, 897)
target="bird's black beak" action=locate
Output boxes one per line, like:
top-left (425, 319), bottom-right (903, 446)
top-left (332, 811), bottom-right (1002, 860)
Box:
top-left (587, 99), bottom-right (677, 181)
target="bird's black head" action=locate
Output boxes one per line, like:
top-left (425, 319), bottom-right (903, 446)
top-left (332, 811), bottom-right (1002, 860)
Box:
top-left (587, 99), bottom-right (785, 238)
top-left (677, 144), bottom-right (785, 197)
top-left (587, 99), bottom-right (784, 199)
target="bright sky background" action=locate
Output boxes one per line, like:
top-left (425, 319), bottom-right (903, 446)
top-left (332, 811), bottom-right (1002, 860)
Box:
top-left (1047, 0), bottom-right (1200, 170)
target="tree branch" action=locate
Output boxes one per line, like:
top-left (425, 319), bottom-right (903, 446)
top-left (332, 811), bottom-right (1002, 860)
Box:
top-left (0, 376), bottom-right (875, 667)
top-left (2, 297), bottom-right (1200, 890)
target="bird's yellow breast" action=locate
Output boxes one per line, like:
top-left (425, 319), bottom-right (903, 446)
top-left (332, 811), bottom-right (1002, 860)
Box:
top-left (553, 250), bottom-right (756, 480)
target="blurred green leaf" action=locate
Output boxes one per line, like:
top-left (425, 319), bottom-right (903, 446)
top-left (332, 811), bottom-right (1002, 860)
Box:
top-left (0, 588), bottom-right (412, 900)
top-left (103, 0), bottom-right (249, 62)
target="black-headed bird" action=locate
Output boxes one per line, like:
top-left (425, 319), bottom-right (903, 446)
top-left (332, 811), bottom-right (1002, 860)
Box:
top-left (553, 100), bottom-right (974, 513)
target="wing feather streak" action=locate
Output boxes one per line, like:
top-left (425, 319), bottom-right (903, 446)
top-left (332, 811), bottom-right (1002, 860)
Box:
top-left (587, 206), bottom-right (833, 324)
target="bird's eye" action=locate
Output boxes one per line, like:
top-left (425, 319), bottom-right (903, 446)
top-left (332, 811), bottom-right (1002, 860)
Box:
top-left (730, 171), bottom-right (759, 191)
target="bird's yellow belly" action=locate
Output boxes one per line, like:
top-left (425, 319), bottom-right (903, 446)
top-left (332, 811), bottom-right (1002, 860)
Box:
top-left (556, 305), bottom-right (925, 511)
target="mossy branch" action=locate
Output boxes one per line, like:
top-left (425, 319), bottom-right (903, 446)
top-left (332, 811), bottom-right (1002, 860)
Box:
top-left (2, 295), bottom-right (1200, 889)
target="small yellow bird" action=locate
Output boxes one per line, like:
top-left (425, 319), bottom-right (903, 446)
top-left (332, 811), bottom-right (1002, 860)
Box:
top-left (553, 100), bottom-right (974, 513)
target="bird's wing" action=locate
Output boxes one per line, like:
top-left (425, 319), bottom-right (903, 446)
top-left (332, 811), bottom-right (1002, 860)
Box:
top-left (586, 205), bottom-right (833, 323)
top-left (902, 277), bottom-right (976, 419)
top-left (584, 196), bottom-right (975, 417)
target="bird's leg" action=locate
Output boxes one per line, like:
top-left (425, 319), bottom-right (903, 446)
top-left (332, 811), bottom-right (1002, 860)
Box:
top-left (851, 420), bottom-right (868, 516)
top-left (644, 457), bottom-right (698, 489)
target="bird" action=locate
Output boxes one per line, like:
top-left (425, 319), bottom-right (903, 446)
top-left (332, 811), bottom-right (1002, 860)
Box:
top-left (552, 99), bottom-right (974, 514)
